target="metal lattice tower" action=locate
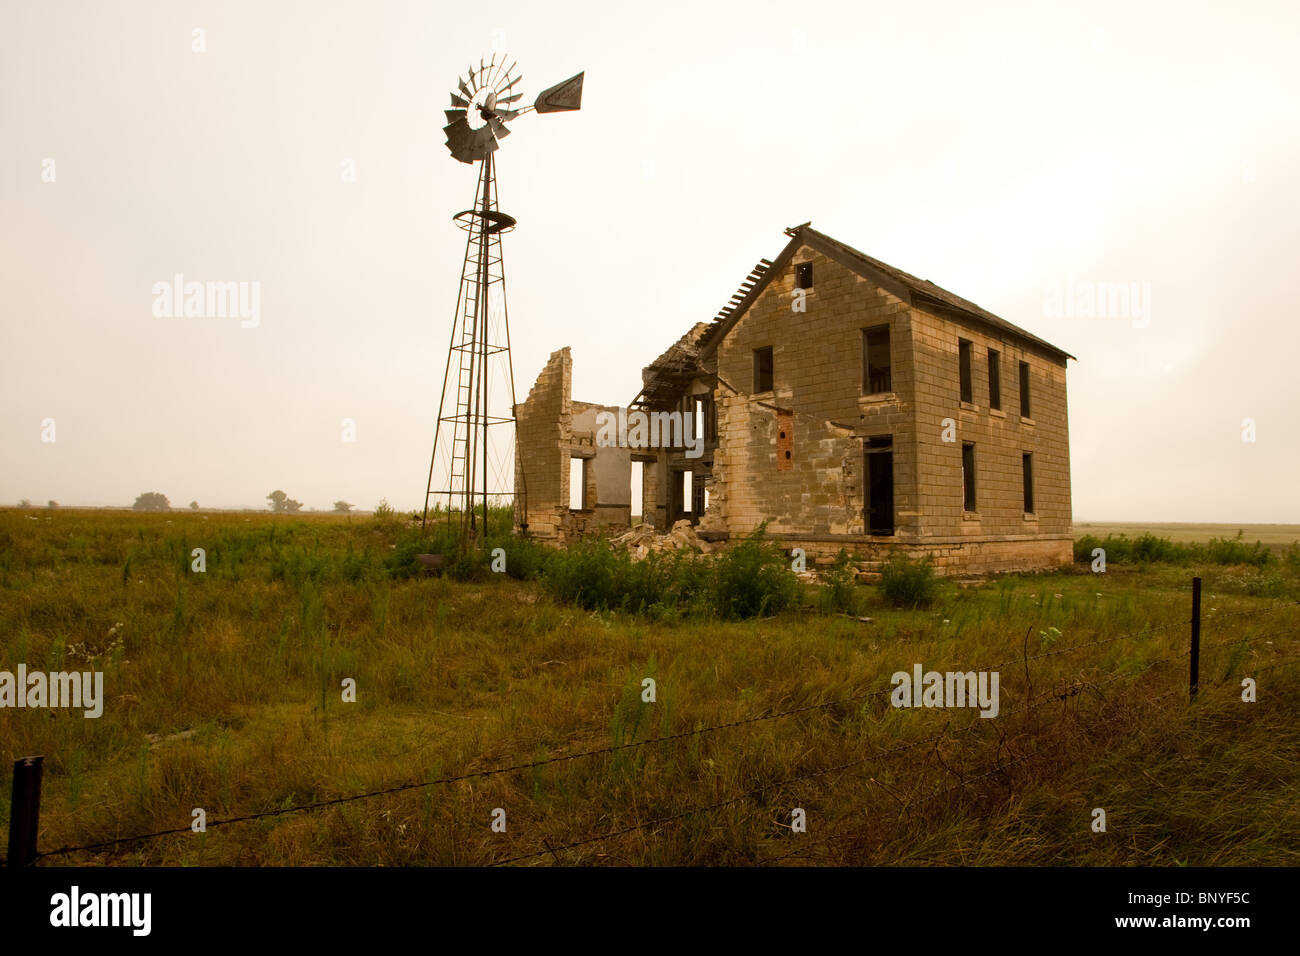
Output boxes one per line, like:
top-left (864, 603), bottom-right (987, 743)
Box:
top-left (422, 152), bottom-right (519, 540)
top-left (422, 56), bottom-right (584, 544)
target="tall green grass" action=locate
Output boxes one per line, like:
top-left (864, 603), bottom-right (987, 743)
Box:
top-left (1074, 531), bottom-right (1274, 567)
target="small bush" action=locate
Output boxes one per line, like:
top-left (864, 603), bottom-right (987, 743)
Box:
top-left (817, 548), bottom-right (860, 614)
top-left (705, 525), bottom-right (799, 619)
top-left (880, 552), bottom-right (938, 608)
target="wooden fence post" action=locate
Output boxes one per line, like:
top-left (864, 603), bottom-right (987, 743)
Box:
top-left (6, 756), bottom-right (44, 867)
top-left (1190, 576), bottom-right (1201, 701)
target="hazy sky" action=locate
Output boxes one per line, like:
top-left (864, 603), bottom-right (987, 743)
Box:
top-left (2, 0), bottom-right (1297, 521)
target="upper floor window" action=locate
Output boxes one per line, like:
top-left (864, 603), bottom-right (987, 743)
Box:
top-left (862, 325), bottom-right (891, 394)
top-left (958, 339), bottom-right (973, 404)
top-left (795, 262), bottom-right (813, 290)
top-left (1019, 361), bottom-right (1031, 418)
top-left (754, 346), bottom-right (774, 393)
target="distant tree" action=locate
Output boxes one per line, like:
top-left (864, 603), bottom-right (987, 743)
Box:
top-left (133, 492), bottom-right (171, 512)
top-left (333, 500), bottom-right (353, 513)
top-left (47, 500), bottom-right (58, 509)
top-left (190, 500), bottom-right (199, 510)
top-left (19, 499), bottom-right (31, 508)
top-left (267, 489), bottom-right (303, 513)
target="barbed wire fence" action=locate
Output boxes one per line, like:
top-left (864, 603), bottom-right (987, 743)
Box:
top-left (5, 584), bottom-right (1298, 867)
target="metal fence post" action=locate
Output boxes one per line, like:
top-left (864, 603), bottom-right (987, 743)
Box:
top-left (1190, 576), bottom-right (1201, 701)
top-left (6, 756), bottom-right (44, 867)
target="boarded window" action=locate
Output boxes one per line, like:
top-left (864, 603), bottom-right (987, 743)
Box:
top-left (1022, 453), bottom-right (1034, 514)
top-left (795, 262), bottom-right (813, 290)
top-left (863, 325), bottom-right (891, 393)
top-left (568, 457), bottom-right (586, 511)
top-left (962, 443), bottom-right (977, 512)
top-left (1019, 361), bottom-right (1031, 418)
top-left (988, 348), bottom-right (1001, 410)
top-left (958, 339), bottom-right (973, 404)
top-left (754, 346), bottom-right (774, 392)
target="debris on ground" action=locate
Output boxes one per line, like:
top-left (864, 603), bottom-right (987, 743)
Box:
top-left (612, 520), bottom-right (713, 560)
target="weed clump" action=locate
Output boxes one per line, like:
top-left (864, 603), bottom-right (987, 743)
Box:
top-left (880, 552), bottom-right (938, 608)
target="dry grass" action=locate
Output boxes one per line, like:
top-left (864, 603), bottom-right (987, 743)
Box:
top-left (2, 507), bottom-right (1298, 866)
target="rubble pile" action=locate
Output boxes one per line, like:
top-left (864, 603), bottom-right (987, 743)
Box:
top-left (612, 520), bottom-right (713, 561)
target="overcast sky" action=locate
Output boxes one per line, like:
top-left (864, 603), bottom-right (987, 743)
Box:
top-left (2, 0), bottom-right (1296, 521)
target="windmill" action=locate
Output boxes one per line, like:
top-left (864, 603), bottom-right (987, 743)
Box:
top-left (422, 55), bottom-right (584, 542)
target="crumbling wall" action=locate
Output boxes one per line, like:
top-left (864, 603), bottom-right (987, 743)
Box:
top-left (515, 347), bottom-right (572, 539)
top-left (571, 401), bottom-right (632, 531)
top-left (515, 348), bottom-right (634, 543)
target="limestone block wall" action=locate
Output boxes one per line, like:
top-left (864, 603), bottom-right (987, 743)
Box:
top-left (908, 305), bottom-right (1072, 542)
top-left (710, 243), bottom-right (916, 538)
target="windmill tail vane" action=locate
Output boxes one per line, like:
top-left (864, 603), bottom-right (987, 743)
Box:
top-left (422, 55), bottom-right (584, 544)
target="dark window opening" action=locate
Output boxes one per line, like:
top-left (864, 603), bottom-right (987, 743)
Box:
top-left (961, 442), bottom-right (977, 512)
top-left (1019, 361), bottom-right (1031, 418)
top-left (795, 262), bottom-right (813, 290)
top-left (1023, 453), bottom-right (1034, 514)
top-left (958, 339), bottom-right (973, 404)
top-left (754, 346), bottom-right (774, 393)
top-left (863, 325), bottom-right (892, 394)
top-left (988, 348), bottom-right (1001, 411)
top-left (864, 436), bottom-right (894, 535)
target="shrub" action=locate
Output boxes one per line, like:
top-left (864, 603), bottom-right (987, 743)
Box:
top-left (540, 538), bottom-right (628, 609)
top-left (880, 552), bottom-right (938, 608)
top-left (705, 525), bottom-right (799, 619)
top-left (817, 548), bottom-right (860, 615)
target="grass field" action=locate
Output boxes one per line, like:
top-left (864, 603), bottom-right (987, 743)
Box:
top-left (2, 508), bottom-right (1299, 866)
top-left (1075, 522), bottom-right (1300, 550)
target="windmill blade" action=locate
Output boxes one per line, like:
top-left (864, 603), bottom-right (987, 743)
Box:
top-left (444, 109), bottom-right (467, 124)
top-left (457, 76), bottom-right (471, 98)
top-left (489, 116), bottom-right (512, 139)
top-left (494, 107), bottom-right (520, 122)
top-left (442, 118), bottom-right (478, 164)
top-left (498, 92), bottom-right (523, 105)
top-left (497, 73), bottom-right (521, 96)
top-left (442, 120), bottom-right (472, 148)
top-left (472, 126), bottom-right (499, 155)
top-left (450, 93), bottom-right (468, 108)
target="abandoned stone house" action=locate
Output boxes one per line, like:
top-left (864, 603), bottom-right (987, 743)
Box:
top-left (515, 222), bottom-right (1075, 573)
